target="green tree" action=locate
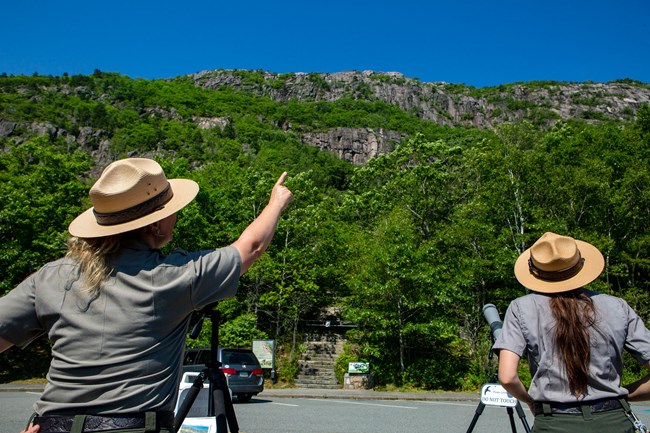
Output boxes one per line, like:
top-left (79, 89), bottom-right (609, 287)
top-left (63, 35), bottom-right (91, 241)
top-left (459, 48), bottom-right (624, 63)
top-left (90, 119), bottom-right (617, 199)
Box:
top-left (0, 137), bottom-right (91, 294)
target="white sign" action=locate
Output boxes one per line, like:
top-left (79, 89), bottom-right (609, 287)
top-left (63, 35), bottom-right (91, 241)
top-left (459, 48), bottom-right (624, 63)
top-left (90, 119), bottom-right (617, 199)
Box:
top-left (178, 417), bottom-right (214, 433)
top-left (480, 383), bottom-right (518, 407)
top-left (348, 362), bottom-right (370, 373)
top-left (252, 339), bottom-right (275, 369)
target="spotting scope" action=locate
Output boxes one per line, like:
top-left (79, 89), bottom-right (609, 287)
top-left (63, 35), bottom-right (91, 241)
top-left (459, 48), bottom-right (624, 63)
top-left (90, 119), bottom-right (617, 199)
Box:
top-left (482, 303), bottom-right (503, 341)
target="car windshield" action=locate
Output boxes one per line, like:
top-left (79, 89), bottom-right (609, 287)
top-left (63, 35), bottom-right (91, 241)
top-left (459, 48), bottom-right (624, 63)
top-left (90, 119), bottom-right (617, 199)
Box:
top-left (222, 351), bottom-right (258, 365)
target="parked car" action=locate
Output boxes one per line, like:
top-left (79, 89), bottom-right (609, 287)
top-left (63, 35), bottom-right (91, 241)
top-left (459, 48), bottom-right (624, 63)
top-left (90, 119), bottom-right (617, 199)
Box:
top-left (182, 347), bottom-right (264, 402)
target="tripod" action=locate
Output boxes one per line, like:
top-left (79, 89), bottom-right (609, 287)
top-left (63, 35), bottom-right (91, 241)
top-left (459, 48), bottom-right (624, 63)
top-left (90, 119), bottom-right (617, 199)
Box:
top-left (465, 327), bottom-right (531, 433)
top-left (174, 304), bottom-right (239, 433)
top-left (465, 373), bottom-right (531, 433)
top-left (466, 303), bottom-right (532, 432)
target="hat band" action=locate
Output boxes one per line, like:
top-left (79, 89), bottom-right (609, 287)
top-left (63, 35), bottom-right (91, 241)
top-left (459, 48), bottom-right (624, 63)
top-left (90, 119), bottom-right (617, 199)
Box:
top-left (528, 254), bottom-right (585, 282)
top-left (93, 185), bottom-right (173, 226)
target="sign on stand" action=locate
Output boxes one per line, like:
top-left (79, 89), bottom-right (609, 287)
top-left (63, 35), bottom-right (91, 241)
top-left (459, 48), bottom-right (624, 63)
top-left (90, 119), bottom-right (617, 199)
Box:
top-left (177, 418), bottom-right (214, 433)
top-left (348, 362), bottom-right (370, 373)
top-left (480, 383), bottom-right (518, 407)
top-left (252, 339), bottom-right (275, 369)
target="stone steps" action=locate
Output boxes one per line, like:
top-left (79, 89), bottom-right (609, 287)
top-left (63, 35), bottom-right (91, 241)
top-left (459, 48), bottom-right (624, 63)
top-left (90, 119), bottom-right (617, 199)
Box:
top-left (299, 360), bottom-right (336, 369)
top-left (294, 332), bottom-right (345, 389)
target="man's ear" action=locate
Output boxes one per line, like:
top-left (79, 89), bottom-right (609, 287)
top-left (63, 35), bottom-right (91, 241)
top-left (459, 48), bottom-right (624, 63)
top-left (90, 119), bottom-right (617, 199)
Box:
top-left (148, 221), bottom-right (161, 236)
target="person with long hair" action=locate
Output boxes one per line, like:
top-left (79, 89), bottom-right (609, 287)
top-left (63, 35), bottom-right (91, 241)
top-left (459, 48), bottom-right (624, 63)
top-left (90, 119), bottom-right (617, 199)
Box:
top-left (494, 232), bottom-right (650, 432)
top-left (0, 158), bottom-right (293, 433)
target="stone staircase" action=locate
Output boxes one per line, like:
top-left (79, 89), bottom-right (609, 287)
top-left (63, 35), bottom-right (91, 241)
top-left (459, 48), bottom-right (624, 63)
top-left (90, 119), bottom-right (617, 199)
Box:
top-left (295, 332), bottom-right (345, 389)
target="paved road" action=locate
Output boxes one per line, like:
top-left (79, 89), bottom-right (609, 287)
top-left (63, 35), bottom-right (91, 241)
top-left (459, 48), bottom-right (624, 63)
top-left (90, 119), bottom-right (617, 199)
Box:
top-left (0, 390), bottom-right (529, 433)
top-left (230, 395), bottom-right (534, 433)
top-left (1, 391), bottom-right (41, 433)
top-left (2, 386), bottom-right (650, 433)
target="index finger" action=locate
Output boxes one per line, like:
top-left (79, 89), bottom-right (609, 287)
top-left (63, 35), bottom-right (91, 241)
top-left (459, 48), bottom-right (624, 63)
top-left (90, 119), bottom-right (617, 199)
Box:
top-left (275, 172), bottom-right (288, 186)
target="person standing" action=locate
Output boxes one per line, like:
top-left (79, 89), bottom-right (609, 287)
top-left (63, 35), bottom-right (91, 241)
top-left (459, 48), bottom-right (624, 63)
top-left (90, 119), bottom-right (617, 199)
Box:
top-left (0, 158), bottom-right (293, 433)
top-left (494, 232), bottom-right (650, 432)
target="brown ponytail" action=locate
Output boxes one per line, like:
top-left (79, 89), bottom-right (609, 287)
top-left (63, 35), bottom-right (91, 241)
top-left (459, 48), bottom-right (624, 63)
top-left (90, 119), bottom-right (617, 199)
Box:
top-left (549, 289), bottom-right (595, 397)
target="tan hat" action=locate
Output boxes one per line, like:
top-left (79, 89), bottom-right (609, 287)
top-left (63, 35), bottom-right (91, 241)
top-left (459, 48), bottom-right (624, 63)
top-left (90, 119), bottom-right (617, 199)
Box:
top-left (514, 232), bottom-right (604, 293)
top-left (68, 158), bottom-right (199, 238)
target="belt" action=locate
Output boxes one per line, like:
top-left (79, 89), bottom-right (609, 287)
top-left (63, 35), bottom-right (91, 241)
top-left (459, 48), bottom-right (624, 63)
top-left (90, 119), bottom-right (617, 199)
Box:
top-left (33, 411), bottom-right (175, 433)
top-left (534, 398), bottom-right (623, 415)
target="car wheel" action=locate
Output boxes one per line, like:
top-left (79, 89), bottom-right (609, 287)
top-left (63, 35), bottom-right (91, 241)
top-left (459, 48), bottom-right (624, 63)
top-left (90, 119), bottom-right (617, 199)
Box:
top-left (236, 393), bottom-right (253, 403)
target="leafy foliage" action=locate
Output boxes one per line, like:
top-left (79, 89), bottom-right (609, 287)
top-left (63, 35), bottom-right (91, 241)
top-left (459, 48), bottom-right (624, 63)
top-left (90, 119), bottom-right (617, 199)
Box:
top-left (0, 73), bottom-right (648, 391)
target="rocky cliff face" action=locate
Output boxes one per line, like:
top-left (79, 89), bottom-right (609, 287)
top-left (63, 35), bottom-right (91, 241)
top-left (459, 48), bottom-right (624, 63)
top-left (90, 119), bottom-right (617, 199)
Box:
top-left (188, 70), bottom-right (650, 165)
top-left (302, 127), bottom-right (405, 166)
top-left (190, 70), bottom-right (650, 129)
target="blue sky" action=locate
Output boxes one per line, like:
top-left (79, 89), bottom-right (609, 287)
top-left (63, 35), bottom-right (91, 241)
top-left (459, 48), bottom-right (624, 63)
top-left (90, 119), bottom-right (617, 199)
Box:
top-left (1, 0), bottom-right (648, 88)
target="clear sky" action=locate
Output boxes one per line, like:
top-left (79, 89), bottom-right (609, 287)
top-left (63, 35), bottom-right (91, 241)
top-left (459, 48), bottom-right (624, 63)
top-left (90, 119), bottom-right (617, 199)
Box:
top-left (1, 0), bottom-right (648, 88)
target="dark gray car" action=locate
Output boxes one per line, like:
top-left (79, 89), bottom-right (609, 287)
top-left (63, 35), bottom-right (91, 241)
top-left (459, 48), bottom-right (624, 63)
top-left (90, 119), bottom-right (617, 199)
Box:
top-left (183, 347), bottom-right (264, 402)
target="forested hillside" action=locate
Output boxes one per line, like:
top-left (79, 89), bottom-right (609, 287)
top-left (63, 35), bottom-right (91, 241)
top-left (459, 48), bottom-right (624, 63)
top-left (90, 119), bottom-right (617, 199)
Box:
top-left (1, 70), bottom-right (649, 390)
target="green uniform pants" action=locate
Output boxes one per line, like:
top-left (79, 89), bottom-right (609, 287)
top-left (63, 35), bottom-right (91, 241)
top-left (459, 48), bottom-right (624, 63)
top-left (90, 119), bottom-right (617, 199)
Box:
top-left (532, 407), bottom-right (636, 433)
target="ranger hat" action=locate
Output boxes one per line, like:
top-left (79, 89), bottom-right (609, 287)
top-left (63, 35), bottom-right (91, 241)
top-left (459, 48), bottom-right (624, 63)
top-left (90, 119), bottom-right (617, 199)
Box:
top-left (68, 158), bottom-right (199, 238)
top-left (514, 232), bottom-right (604, 293)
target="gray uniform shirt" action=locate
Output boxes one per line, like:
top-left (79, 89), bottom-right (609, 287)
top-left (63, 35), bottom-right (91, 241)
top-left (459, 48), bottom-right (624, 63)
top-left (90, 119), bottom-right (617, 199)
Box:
top-left (493, 290), bottom-right (650, 403)
top-left (0, 240), bottom-right (241, 415)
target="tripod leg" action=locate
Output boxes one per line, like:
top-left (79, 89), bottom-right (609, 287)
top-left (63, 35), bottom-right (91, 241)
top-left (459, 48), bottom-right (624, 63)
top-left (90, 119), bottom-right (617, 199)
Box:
top-left (221, 386), bottom-right (239, 432)
top-left (465, 401), bottom-right (487, 433)
top-left (211, 367), bottom-right (239, 433)
top-left (212, 386), bottom-right (229, 433)
top-left (174, 372), bottom-right (207, 432)
top-left (506, 407), bottom-right (518, 433)
top-left (514, 402), bottom-right (532, 433)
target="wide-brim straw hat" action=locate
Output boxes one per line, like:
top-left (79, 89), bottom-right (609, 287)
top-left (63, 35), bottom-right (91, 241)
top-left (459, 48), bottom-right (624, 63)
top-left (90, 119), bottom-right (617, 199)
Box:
top-left (69, 158), bottom-right (199, 238)
top-left (514, 232), bottom-right (604, 293)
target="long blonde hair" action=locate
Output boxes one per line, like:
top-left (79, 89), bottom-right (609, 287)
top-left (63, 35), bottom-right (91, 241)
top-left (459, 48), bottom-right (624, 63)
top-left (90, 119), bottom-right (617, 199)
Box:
top-left (66, 235), bottom-right (123, 297)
